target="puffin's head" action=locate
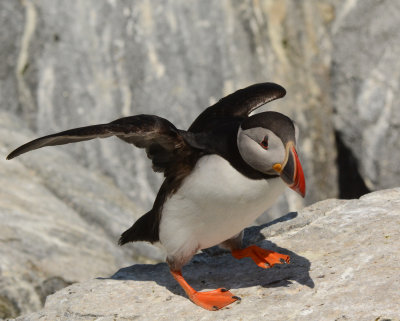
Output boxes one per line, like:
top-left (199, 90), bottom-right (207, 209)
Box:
top-left (237, 111), bottom-right (306, 197)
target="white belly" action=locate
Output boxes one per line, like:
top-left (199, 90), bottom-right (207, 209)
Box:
top-left (159, 155), bottom-right (286, 258)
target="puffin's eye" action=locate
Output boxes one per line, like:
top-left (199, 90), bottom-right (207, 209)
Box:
top-left (260, 136), bottom-right (268, 149)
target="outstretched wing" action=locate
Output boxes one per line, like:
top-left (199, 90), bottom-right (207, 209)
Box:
top-left (7, 114), bottom-right (194, 174)
top-left (188, 82), bottom-right (286, 133)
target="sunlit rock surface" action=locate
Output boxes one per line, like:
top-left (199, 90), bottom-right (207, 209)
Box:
top-left (13, 189), bottom-right (400, 321)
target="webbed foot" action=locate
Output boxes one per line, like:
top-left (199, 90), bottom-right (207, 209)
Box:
top-left (232, 245), bottom-right (290, 268)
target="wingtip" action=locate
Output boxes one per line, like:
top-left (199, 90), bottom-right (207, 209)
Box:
top-left (6, 149), bottom-right (20, 160)
top-left (6, 153), bottom-right (14, 160)
top-left (245, 82), bottom-right (286, 100)
top-left (277, 83), bottom-right (287, 97)
top-left (264, 82), bottom-right (287, 98)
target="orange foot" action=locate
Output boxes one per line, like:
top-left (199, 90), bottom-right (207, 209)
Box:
top-left (170, 270), bottom-right (240, 311)
top-left (189, 288), bottom-right (240, 311)
top-left (232, 245), bottom-right (290, 268)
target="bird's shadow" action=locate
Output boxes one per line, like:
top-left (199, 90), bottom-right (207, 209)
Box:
top-left (103, 212), bottom-right (314, 299)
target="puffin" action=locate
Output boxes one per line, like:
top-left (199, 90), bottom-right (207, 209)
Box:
top-left (7, 82), bottom-right (305, 311)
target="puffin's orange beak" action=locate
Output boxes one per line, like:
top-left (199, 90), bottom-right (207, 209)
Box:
top-left (273, 144), bottom-right (306, 198)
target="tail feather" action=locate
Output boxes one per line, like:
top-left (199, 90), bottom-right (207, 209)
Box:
top-left (118, 210), bottom-right (159, 245)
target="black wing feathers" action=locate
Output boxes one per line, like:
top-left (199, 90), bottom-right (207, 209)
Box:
top-left (7, 115), bottom-right (191, 175)
top-left (8, 83), bottom-right (285, 160)
top-left (189, 82), bottom-right (286, 133)
top-left (110, 115), bottom-right (187, 173)
top-left (6, 124), bottom-right (116, 160)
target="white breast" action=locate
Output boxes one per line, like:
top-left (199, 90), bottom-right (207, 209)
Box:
top-left (159, 155), bottom-right (286, 259)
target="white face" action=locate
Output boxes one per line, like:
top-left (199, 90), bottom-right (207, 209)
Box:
top-left (237, 127), bottom-right (286, 175)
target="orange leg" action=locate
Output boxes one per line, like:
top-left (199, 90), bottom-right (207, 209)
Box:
top-left (170, 270), bottom-right (240, 311)
top-left (231, 245), bottom-right (290, 268)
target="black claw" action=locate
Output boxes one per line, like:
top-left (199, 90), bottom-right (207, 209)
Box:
top-left (220, 288), bottom-right (228, 292)
top-left (212, 305), bottom-right (219, 311)
top-left (232, 296), bottom-right (241, 300)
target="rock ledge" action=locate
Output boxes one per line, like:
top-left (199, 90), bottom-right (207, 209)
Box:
top-left (13, 188), bottom-right (400, 321)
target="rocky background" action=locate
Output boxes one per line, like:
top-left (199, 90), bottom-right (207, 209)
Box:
top-left (1, 0), bottom-right (399, 319)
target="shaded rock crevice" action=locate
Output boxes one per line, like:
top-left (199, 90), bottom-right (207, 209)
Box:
top-left (335, 131), bottom-right (370, 199)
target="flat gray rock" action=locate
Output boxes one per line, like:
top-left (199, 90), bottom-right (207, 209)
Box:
top-left (14, 189), bottom-right (400, 321)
